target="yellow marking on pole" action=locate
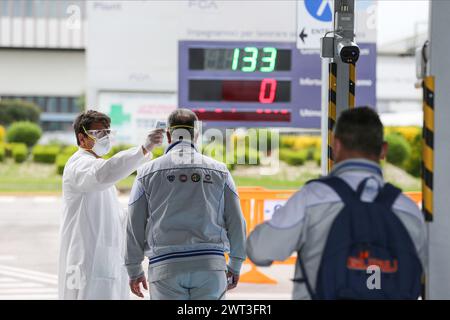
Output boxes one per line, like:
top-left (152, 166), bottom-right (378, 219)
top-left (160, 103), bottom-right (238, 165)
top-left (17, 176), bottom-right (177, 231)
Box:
top-left (422, 75), bottom-right (434, 222)
top-left (328, 63), bottom-right (337, 173)
top-left (349, 62), bottom-right (356, 109)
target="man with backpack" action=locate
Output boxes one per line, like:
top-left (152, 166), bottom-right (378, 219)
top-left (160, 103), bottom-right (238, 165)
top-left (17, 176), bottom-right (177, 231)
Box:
top-left (247, 107), bottom-right (427, 299)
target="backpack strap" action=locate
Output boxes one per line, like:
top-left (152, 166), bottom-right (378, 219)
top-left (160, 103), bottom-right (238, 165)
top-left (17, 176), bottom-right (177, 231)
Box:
top-left (309, 176), bottom-right (372, 243)
top-left (375, 183), bottom-right (402, 209)
top-left (308, 176), bottom-right (357, 206)
top-left (297, 256), bottom-right (317, 300)
top-left (355, 177), bottom-right (373, 198)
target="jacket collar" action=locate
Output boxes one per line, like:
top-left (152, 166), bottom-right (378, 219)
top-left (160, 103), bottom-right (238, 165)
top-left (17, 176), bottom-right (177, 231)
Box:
top-left (165, 140), bottom-right (198, 154)
top-left (330, 158), bottom-right (383, 178)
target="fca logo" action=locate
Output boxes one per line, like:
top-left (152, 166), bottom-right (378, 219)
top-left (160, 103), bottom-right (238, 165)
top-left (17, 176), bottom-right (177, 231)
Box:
top-left (304, 0), bottom-right (333, 22)
top-left (188, 1), bottom-right (218, 9)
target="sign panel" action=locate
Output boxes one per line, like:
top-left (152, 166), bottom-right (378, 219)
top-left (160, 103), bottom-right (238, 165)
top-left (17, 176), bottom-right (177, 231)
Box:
top-left (179, 40), bottom-right (376, 128)
top-left (264, 200), bottom-right (287, 220)
top-left (297, 0), bottom-right (334, 50)
top-left (297, 0), bottom-right (377, 49)
top-left (98, 92), bottom-right (176, 145)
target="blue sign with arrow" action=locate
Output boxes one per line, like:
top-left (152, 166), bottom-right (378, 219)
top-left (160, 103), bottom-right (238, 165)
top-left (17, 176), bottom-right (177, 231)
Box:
top-left (304, 0), bottom-right (333, 22)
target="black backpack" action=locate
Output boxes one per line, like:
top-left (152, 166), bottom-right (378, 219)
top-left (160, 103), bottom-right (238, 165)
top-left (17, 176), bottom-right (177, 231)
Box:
top-left (298, 176), bottom-right (422, 300)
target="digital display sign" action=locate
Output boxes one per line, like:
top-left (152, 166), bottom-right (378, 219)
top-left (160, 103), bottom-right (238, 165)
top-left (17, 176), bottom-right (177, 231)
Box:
top-left (189, 48), bottom-right (292, 72)
top-left (179, 40), bottom-right (376, 128)
top-left (189, 79), bottom-right (291, 103)
top-left (179, 41), bottom-right (299, 126)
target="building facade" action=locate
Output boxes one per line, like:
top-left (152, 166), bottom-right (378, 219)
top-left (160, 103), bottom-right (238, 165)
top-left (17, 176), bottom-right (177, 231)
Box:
top-left (0, 0), bottom-right (85, 132)
top-left (0, 0), bottom-right (424, 136)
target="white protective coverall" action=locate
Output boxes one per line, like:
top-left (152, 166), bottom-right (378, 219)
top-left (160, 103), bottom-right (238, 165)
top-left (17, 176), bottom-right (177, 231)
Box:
top-left (58, 147), bottom-right (151, 300)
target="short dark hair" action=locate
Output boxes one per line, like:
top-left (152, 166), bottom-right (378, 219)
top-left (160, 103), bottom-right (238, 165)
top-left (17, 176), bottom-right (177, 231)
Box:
top-left (334, 106), bottom-right (384, 157)
top-left (168, 109), bottom-right (198, 140)
top-left (73, 110), bottom-right (111, 145)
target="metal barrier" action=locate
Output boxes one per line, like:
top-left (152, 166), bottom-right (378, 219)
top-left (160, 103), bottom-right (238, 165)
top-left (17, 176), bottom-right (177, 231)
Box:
top-left (236, 187), bottom-right (423, 284)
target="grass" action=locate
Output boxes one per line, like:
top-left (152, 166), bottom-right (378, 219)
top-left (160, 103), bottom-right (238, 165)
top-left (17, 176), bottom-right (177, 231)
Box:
top-left (0, 159), bottom-right (137, 194)
top-left (0, 159), bottom-right (62, 193)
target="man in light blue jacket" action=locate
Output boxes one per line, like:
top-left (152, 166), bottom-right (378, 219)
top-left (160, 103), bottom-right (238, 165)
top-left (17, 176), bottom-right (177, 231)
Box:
top-left (125, 109), bottom-right (246, 300)
top-left (247, 107), bottom-right (427, 299)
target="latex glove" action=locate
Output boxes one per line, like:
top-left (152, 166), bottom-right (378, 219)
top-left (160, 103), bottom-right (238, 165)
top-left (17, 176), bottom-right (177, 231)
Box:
top-left (143, 129), bottom-right (164, 153)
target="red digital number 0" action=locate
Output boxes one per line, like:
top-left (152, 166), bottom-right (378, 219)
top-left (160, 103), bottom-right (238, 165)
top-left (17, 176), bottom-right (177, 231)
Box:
top-left (259, 79), bottom-right (277, 104)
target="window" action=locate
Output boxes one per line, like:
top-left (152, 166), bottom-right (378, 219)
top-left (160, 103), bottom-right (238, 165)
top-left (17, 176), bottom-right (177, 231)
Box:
top-left (59, 0), bottom-right (71, 19)
top-left (23, 97), bottom-right (35, 104)
top-left (60, 97), bottom-right (69, 113)
top-left (46, 97), bottom-right (57, 112)
top-left (69, 98), bottom-right (78, 113)
top-left (36, 97), bottom-right (46, 111)
top-left (34, 0), bottom-right (48, 18)
top-left (47, 0), bottom-right (59, 18)
top-left (24, 0), bottom-right (33, 17)
top-left (12, 0), bottom-right (23, 17)
top-left (65, 1), bottom-right (85, 20)
top-left (1, 95), bottom-right (78, 113)
top-left (42, 120), bottom-right (73, 131)
top-left (1, 0), bottom-right (10, 17)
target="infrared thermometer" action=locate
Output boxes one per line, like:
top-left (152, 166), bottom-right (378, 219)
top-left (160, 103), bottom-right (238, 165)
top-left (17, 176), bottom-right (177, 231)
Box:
top-left (155, 120), bottom-right (167, 130)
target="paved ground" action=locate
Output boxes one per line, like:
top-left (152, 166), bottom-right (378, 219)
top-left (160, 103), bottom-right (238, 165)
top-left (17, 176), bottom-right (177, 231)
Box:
top-left (0, 196), bottom-right (293, 300)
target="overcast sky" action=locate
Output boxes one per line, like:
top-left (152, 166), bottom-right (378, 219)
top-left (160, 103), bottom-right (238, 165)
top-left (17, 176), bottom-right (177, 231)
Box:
top-left (377, 0), bottom-right (430, 45)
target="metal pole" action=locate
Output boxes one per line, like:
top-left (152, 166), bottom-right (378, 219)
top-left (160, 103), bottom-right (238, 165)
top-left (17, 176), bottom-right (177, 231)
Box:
top-left (425, 0), bottom-right (450, 299)
top-left (321, 58), bottom-right (330, 176)
top-left (422, 76), bottom-right (434, 222)
top-left (334, 0), bottom-right (355, 116)
top-left (327, 62), bottom-right (337, 172)
top-left (320, 0), bottom-right (357, 173)
top-left (348, 62), bottom-right (356, 108)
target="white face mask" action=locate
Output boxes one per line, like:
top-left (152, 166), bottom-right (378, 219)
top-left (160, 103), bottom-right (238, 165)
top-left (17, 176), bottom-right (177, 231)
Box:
top-left (91, 135), bottom-right (112, 156)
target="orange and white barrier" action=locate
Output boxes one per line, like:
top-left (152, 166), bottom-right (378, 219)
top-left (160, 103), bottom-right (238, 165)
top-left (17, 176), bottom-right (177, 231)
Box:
top-left (236, 187), bottom-right (422, 285)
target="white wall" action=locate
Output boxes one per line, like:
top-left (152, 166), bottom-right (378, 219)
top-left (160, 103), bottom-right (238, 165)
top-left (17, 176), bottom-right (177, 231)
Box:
top-left (377, 55), bottom-right (422, 126)
top-left (377, 55), bottom-right (421, 102)
top-left (86, 0), bottom-right (376, 106)
top-left (0, 49), bottom-right (85, 96)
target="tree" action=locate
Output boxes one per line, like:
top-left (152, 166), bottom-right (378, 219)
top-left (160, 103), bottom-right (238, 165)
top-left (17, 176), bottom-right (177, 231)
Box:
top-left (6, 121), bottom-right (42, 148)
top-left (0, 99), bottom-right (41, 126)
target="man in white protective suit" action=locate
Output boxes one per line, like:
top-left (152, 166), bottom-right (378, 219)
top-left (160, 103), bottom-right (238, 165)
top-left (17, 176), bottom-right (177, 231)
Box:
top-left (58, 110), bottom-right (164, 300)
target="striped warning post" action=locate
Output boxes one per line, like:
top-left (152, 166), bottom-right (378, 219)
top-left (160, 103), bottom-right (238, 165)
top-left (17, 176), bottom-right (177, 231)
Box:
top-left (328, 63), bottom-right (337, 172)
top-left (349, 62), bottom-right (356, 108)
top-left (422, 76), bottom-right (434, 222)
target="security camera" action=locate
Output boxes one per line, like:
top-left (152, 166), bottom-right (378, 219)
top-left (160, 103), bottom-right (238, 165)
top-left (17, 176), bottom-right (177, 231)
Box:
top-left (336, 39), bottom-right (360, 64)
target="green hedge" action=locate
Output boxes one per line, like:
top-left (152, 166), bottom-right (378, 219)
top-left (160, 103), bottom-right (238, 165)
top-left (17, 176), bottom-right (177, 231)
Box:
top-left (2, 143), bottom-right (21, 158)
top-left (104, 144), bottom-right (134, 159)
top-left (313, 148), bottom-right (321, 166)
top-left (32, 145), bottom-right (60, 164)
top-left (55, 145), bottom-right (79, 175)
top-left (404, 132), bottom-right (422, 177)
top-left (56, 154), bottom-right (72, 175)
top-left (0, 145), bottom-right (4, 162)
top-left (6, 121), bottom-right (42, 148)
top-left (0, 99), bottom-right (41, 126)
top-left (386, 133), bottom-right (411, 167)
top-left (279, 148), bottom-right (308, 166)
top-left (12, 143), bottom-right (28, 163)
top-left (62, 145), bottom-right (79, 156)
top-left (202, 143), bottom-right (236, 171)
